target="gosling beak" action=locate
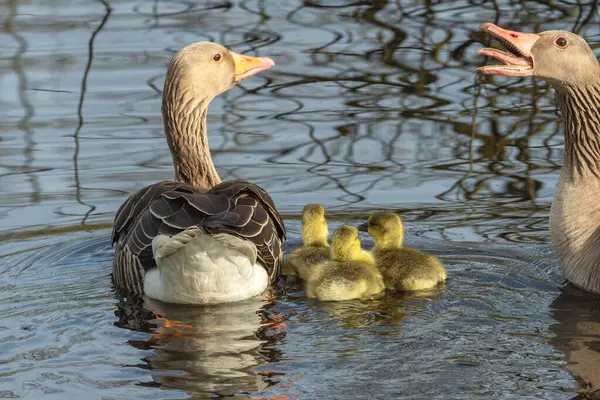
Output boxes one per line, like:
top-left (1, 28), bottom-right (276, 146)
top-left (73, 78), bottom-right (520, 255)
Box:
top-left (357, 222), bottom-right (368, 232)
top-left (231, 51), bottom-right (275, 82)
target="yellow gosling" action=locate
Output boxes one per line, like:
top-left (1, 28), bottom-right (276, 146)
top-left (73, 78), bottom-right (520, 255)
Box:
top-left (283, 204), bottom-right (330, 281)
top-left (306, 225), bottom-right (384, 301)
top-left (367, 211), bottom-right (446, 291)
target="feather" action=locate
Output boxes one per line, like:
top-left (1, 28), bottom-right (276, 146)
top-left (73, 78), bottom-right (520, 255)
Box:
top-left (112, 179), bottom-right (286, 294)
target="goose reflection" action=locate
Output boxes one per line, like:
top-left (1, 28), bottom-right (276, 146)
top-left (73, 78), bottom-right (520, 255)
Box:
top-left (549, 285), bottom-right (600, 398)
top-left (315, 299), bottom-right (406, 330)
top-left (114, 294), bottom-right (286, 397)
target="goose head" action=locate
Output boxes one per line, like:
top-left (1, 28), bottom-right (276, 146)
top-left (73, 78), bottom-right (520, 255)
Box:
top-left (476, 23), bottom-right (599, 87)
top-left (165, 42), bottom-right (275, 101)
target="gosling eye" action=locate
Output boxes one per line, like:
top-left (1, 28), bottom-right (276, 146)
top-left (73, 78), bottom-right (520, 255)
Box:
top-left (554, 36), bottom-right (568, 48)
top-left (212, 53), bottom-right (223, 62)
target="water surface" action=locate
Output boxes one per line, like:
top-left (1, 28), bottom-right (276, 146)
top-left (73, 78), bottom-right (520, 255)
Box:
top-left (2, 0), bottom-right (600, 398)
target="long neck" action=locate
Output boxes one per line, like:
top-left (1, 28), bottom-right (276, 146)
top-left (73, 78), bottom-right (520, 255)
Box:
top-left (556, 80), bottom-right (600, 179)
top-left (162, 68), bottom-right (221, 189)
top-left (550, 79), bottom-right (600, 293)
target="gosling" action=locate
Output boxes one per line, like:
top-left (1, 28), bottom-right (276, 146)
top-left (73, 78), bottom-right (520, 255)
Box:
top-left (283, 204), bottom-right (330, 281)
top-left (306, 225), bottom-right (384, 301)
top-left (367, 211), bottom-right (446, 291)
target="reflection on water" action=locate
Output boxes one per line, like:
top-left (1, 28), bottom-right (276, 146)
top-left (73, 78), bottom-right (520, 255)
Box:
top-left (1, 0), bottom-right (599, 398)
top-left (120, 297), bottom-right (284, 397)
top-left (550, 286), bottom-right (600, 398)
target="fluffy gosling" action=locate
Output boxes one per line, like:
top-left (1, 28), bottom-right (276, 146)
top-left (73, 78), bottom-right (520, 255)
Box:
top-left (306, 225), bottom-right (384, 301)
top-left (367, 211), bottom-right (446, 291)
top-left (283, 204), bottom-right (330, 281)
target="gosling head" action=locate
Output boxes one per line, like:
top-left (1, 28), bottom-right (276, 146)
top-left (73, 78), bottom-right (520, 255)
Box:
top-left (301, 204), bottom-right (329, 247)
top-left (367, 211), bottom-right (404, 250)
top-left (330, 225), bottom-right (362, 262)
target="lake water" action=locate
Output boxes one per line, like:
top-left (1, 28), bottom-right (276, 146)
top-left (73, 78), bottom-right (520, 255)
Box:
top-left (2, 0), bottom-right (600, 398)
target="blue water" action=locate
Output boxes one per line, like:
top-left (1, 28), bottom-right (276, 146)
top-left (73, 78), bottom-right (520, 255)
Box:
top-left (1, 1), bottom-right (599, 398)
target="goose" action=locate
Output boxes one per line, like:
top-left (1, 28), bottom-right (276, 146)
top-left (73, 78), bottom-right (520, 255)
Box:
top-left (306, 225), bottom-right (384, 301)
top-left (365, 211), bottom-right (446, 291)
top-left (477, 23), bottom-right (600, 293)
top-left (283, 204), bottom-right (330, 281)
top-left (111, 42), bottom-right (286, 304)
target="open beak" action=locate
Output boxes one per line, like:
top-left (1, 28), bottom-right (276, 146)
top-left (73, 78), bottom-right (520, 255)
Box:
top-left (476, 22), bottom-right (540, 76)
top-left (231, 51), bottom-right (275, 82)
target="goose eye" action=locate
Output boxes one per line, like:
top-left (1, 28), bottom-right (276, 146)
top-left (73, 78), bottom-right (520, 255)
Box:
top-left (213, 53), bottom-right (222, 62)
top-left (555, 36), bottom-right (568, 48)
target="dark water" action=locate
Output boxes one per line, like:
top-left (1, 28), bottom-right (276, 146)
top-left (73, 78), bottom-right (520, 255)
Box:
top-left (2, 0), bottom-right (600, 398)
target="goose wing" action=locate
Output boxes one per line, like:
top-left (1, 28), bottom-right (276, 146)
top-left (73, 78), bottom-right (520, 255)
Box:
top-left (111, 179), bottom-right (286, 293)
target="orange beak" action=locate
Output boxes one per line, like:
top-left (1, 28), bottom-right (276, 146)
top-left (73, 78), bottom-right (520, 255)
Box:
top-left (477, 22), bottom-right (540, 76)
top-left (479, 23), bottom-right (540, 58)
top-left (231, 51), bottom-right (275, 82)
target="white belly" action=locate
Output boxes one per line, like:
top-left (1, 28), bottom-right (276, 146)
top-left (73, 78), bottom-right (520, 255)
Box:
top-left (144, 229), bottom-right (269, 304)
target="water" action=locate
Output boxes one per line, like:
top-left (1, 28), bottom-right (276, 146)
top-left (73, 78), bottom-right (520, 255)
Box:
top-left (1, 0), bottom-right (599, 398)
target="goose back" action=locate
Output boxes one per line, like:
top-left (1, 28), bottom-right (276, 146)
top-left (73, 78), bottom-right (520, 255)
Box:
top-left (111, 179), bottom-right (286, 294)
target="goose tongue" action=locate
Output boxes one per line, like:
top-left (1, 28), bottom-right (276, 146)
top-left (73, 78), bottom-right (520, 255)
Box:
top-left (476, 23), bottom-right (540, 76)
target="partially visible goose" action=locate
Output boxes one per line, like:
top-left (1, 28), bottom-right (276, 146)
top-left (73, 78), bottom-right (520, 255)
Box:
top-left (283, 204), bottom-right (330, 281)
top-left (112, 42), bottom-right (286, 304)
top-left (365, 212), bottom-right (446, 291)
top-left (477, 23), bottom-right (600, 293)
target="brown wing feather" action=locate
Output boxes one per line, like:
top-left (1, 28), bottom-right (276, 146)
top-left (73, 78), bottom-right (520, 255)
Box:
top-left (111, 180), bottom-right (286, 294)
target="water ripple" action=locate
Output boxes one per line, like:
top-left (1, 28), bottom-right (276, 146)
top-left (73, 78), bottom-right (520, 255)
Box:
top-left (2, 0), bottom-right (600, 398)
